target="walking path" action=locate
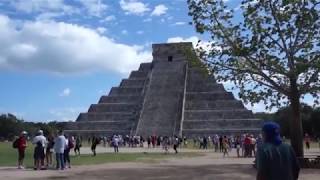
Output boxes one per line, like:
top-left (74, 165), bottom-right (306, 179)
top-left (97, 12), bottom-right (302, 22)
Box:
top-left (1, 148), bottom-right (319, 180)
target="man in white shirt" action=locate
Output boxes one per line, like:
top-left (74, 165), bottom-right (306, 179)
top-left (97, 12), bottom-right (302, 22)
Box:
top-left (54, 130), bottom-right (66, 170)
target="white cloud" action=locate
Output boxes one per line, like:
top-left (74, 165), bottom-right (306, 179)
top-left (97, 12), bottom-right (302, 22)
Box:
top-left (151, 4), bottom-right (168, 16)
top-left (79, 0), bottom-right (107, 17)
top-left (173, 21), bottom-right (186, 26)
top-left (59, 88), bottom-right (71, 97)
top-left (96, 27), bottom-right (107, 34)
top-left (11, 0), bottom-right (75, 14)
top-left (0, 15), bottom-right (152, 75)
top-left (136, 30), bottom-right (144, 35)
top-left (119, 0), bottom-right (150, 15)
top-left (103, 15), bottom-right (116, 22)
top-left (121, 29), bottom-right (128, 35)
top-left (143, 18), bottom-right (152, 22)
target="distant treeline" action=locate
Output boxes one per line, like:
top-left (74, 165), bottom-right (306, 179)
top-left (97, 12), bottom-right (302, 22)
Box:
top-left (255, 104), bottom-right (320, 138)
top-left (0, 114), bottom-right (67, 141)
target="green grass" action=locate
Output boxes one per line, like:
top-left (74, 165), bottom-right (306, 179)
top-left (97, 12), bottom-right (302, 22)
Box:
top-left (0, 142), bottom-right (201, 168)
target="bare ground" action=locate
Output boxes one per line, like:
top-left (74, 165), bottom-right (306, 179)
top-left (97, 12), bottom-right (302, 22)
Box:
top-left (1, 150), bottom-right (320, 180)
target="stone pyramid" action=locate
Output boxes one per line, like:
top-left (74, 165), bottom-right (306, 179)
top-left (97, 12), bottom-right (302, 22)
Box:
top-left (65, 42), bottom-right (261, 137)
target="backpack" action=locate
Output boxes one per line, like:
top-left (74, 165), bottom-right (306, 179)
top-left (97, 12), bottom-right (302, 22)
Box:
top-left (12, 138), bottom-right (19, 149)
top-left (68, 140), bottom-right (74, 149)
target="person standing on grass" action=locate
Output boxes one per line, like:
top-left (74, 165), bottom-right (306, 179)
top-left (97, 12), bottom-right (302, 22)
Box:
top-left (256, 122), bottom-right (300, 180)
top-left (54, 130), bottom-right (66, 170)
top-left (91, 136), bottom-right (100, 156)
top-left (46, 133), bottom-right (54, 168)
top-left (112, 135), bottom-right (119, 153)
top-left (74, 136), bottom-right (82, 156)
top-left (15, 131), bottom-right (28, 169)
top-left (173, 136), bottom-right (179, 154)
top-left (32, 130), bottom-right (47, 170)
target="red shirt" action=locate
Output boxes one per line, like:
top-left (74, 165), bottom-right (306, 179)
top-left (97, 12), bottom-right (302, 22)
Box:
top-left (244, 137), bottom-right (251, 145)
top-left (17, 137), bottom-right (27, 151)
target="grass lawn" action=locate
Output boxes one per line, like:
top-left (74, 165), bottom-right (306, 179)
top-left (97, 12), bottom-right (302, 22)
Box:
top-left (0, 142), bottom-right (201, 168)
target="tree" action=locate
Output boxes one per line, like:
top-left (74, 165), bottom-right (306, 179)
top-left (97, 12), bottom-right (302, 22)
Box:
top-left (188, 0), bottom-right (320, 157)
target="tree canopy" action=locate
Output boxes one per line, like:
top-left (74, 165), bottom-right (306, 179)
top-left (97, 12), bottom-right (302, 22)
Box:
top-left (188, 0), bottom-right (320, 157)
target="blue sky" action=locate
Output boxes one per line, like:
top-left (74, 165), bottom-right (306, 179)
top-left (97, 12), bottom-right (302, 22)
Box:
top-left (0, 0), bottom-right (313, 122)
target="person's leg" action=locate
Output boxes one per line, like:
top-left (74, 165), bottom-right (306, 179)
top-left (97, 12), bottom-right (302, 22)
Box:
top-left (55, 153), bottom-right (60, 169)
top-left (67, 151), bottom-right (71, 168)
top-left (60, 153), bottom-right (65, 170)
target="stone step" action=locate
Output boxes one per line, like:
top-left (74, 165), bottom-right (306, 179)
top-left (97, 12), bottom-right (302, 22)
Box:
top-left (99, 95), bottom-right (142, 103)
top-left (68, 121), bottom-right (133, 131)
top-left (88, 103), bottom-right (138, 113)
top-left (76, 112), bottom-right (135, 122)
top-left (182, 128), bottom-right (261, 136)
top-left (186, 92), bottom-right (234, 101)
top-left (129, 71), bottom-right (149, 79)
top-left (183, 119), bottom-right (262, 129)
top-left (138, 63), bottom-right (152, 71)
top-left (185, 100), bottom-right (244, 110)
top-left (109, 87), bottom-right (143, 96)
top-left (184, 110), bottom-right (254, 120)
top-left (120, 79), bottom-right (146, 87)
top-left (186, 83), bottom-right (225, 92)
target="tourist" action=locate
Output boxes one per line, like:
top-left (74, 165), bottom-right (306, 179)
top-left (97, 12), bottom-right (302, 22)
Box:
top-left (162, 136), bottom-right (169, 154)
top-left (32, 130), bottom-right (47, 170)
top-left (251, 135), bottom-right (257, 156)
top-left (147, 136), bottom-right (151, 148)
top-left (46, 133), bottom-right (55, 168)
top-left (91, 136), bottom-right (100, 156)
top-left (15, 131), bottom-right (28, 169)
top-left (235, 136), bottom-right (241, 158)
top-left (304, 133), bottom-right (311, 150)
top-left (112, 135), bottom-right (119, 153)
top-left (203, 136), bottom-right (208, 149)
top-left (173, 136), bottom-right (179, 154)
top-left (64, 135), bottom-right (74, 168)
top-left (219, 136), bottom-right (223, 152)
top-left (256, 122), bottom-right (300, 180)
top-left (243, 134), bottom-right (251, 157)
top-left (222, 136), bottom-right (229, 157)
top-left (74, 136), bottom-right (82, 156)
top-left (54, 130), bottom-right (66, 170)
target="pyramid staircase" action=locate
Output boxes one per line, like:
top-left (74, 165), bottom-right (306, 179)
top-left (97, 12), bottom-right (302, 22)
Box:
top-left (65, 42), bottom-right (261, 137)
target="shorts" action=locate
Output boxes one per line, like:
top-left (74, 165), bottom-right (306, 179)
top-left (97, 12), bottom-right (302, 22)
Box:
top-left (18, 149), bottom-right (25, 161)
top-left (34, 146), bottom-right (45, 160)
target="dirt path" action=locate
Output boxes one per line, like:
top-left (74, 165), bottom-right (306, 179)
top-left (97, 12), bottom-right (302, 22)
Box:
top-left (1, 152), bottom-right (319, 180)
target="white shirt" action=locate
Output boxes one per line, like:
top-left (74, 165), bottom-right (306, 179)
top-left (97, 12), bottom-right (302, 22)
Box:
top-left (32, 135), bottom-right (47, 148)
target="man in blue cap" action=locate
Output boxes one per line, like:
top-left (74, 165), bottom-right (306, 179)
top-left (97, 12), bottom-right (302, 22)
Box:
top-left (256, 122), bottom-right (300, 180)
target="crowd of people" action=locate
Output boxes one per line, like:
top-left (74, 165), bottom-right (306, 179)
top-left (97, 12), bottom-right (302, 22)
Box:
top-left (13, 130), bottom-right (78, 170)
top-left (13, 122), bottom-right (317, 180)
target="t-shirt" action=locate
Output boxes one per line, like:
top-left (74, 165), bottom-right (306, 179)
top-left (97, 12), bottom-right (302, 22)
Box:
top-left (257, 143), bottom-right (300, 180)
top-left (32, 135), bottom-right (47, 148)
top-left (54, 135), bottom-right (66, 153)
top-left (17, 137), bottom-right (27, 151)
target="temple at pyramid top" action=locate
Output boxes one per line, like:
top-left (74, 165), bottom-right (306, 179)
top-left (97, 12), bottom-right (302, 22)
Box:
top-left (65, 42), bottom-right (261, 137)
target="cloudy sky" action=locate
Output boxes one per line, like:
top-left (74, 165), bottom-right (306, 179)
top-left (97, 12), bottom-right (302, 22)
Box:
top-left (0, 0), bottom-right (308, 122)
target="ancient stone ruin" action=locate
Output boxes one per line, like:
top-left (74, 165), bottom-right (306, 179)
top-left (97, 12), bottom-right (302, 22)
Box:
top-left (65, 42), bottom-right (261, 137)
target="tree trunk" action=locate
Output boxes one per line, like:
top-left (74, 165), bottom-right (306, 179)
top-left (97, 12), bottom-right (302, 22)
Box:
top-left (289, 81), bottom-right (304, 157)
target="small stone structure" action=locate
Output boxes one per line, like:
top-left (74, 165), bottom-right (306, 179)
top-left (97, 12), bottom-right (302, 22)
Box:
top-left (65, 42), bottom-right (261, 137)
